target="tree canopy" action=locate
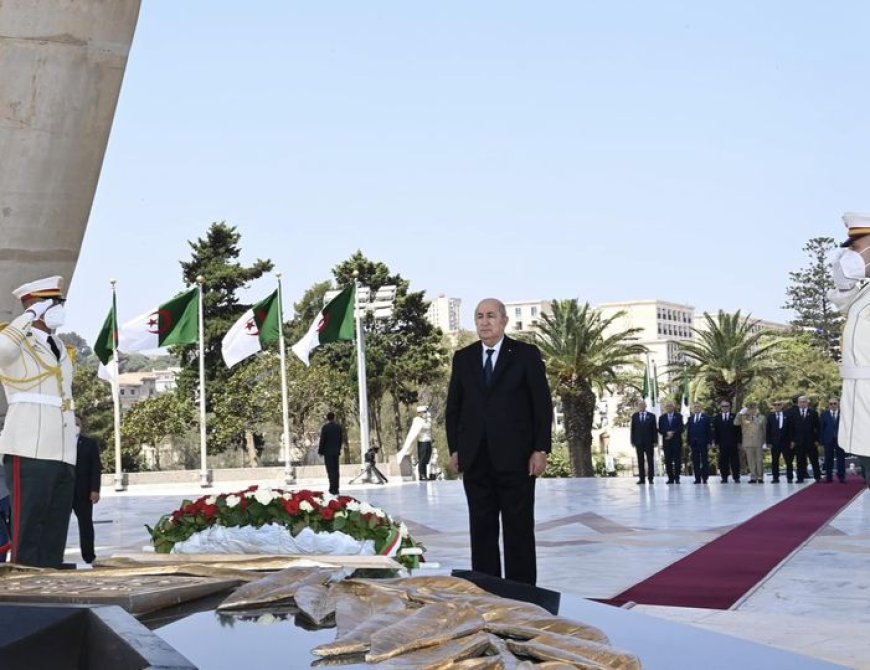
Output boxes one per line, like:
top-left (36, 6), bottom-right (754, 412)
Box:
top-left (783, 237), bottom-right (843, 360)
top-left (536, 300), bottom-right (646, 477)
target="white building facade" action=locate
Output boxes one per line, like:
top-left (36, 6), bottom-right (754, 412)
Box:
top-left (504, 300), bottom-right (552, 336)
top-left (426, 295), bottom-right (462, 333)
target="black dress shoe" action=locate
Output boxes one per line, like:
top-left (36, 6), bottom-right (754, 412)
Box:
top-left (675, 479), bottom-right (680, 484)
top-left (771, 478), bottom-right (780, 483)
top-left (694, 479), bottom-right (701, 484)
top-left (721, 478), bottom-right (728, 483)
top-left (666, 479), bottom-right (674, 484)
top-left (703, 478), bottom-right (708, 484)
top-left (636, 479), bottom-right (645, 485)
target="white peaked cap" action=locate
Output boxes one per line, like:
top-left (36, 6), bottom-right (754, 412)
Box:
top-left (12, 275), bottom-right (64, 301)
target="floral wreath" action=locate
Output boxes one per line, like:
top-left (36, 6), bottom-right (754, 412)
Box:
top-left (147, 486), bottom-right (424, 569)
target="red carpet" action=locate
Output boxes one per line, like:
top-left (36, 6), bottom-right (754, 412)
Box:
top-left (604, 477), bottom-right (866, 610)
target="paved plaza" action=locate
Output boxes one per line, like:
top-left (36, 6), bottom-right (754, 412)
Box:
top-left (67, 474), bottom-right (870, 669)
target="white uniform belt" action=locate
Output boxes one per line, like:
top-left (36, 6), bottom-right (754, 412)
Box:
top-left (6, 393), bottom-right (74, 411)
top-left (841, 365), bottom-right (870, 380)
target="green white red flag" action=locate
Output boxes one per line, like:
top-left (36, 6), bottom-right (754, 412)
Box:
top-left (221, 290), bottom-right (281, 367)
top-left (291, 285), bottom-right (355, 366)
top-left (118, 288), bottom-right (199, 352)
top-left (93, 293), bottom-right (118, 366)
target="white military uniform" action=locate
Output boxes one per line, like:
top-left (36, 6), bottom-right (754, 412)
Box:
top-left (833, 283), bottom-right (870, 458)
top-left (0, 312), bottom-right (77, 465)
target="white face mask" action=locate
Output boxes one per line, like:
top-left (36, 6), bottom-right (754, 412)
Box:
top-left (833, 248), bottom-right (870, 289)
top-left (42, 304), bottom-right (66, 330)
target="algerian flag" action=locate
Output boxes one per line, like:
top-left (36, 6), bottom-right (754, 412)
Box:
top-left (680, 366), bottom-right (691, 418)
top-left (222, 290), bottom-right (281, 367)
top-left (291, 285), bottom-right (355, 366)
top-left (93, 293), bottom-right (118, 381)
top-left (94, 294), bottom-right (118, 365)
top-left (118, 288), bottom-right (199, 352)
top-left (642, 358), bottom-right (660, 419)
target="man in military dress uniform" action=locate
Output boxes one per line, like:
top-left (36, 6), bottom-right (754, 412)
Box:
top-left (0, 276), bottom-right (77, 567)
top-left (830, 213), bottom-right (870, 487)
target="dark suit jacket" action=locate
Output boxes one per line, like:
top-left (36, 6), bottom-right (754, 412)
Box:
top-left (445, 336), bottom-right (553, 473)
top-left (318, 421), bottom-right (343, 456)
top-left (686, 413), bottom-right (712, 446)
top-left (630, 412), bottom-right (658, 449)
top-left (790, 408), bottom-right (819, 448)
top-left (657, 412), bottom-right (684, 447)
top-left (74, 435), bottom-right (102, 502)
top-left (766, 411), bottom-right (790, 447)
top-left (712, 413), bottom-right (741, 448)
top-left (820, 410), bottom-right (840, 447)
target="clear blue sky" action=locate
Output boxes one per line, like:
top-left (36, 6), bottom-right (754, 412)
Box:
top-left (66, 1), bottom-right (870, 340)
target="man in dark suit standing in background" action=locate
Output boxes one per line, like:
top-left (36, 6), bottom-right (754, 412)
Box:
top-left (766, 400), bottom-right (792, 482)
top-left (318, 412), bottom-right (343, 495)
top-left (446, 298), bottom-right (552, 585)
top-left (790, 395), bottom-right (821, 483)
top-left (631, 400), bottom-right (658, 484)
top-left (713, 400), bottom-right (742, 482)
top-left (686, 401), bottom-right (712, 483)
top-left (71, 416), bottom-right (101, 565)
top-left (820, 397), bottom-right (846, 483)
top-left (658, 401), bottom-right (684, 484)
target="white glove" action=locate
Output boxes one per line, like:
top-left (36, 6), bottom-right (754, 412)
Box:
top-left (738, 407), bottom-right (747, 415)
top-left (25, 299), bottom-right (54, 319)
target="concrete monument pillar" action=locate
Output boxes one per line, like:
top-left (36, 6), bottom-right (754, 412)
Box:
top-left (0, 0), bottom-right (141, 323)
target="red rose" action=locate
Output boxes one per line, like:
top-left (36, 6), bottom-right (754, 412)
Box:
top-left (321, 507), bottom-right (335, 521)
top-left (202, 504), bottom-right (219, 521)
top-left (328, 499), bottom-right (342, 511)
top-left (283, 499), bottom-right (300, 515)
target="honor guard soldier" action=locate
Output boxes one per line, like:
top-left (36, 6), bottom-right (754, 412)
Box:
top-left (831, 213), bottom-right (870, 486)
top-left (0, 276), bottom-right (77, 567)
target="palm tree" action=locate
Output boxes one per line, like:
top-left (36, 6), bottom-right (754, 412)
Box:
top-left (536, 300), bottom-right (647, 477)
top-left (678, 310), bottom-right (780, 406)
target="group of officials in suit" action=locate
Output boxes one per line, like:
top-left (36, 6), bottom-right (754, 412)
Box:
top-left (630, 395), bottom-right (848, 484)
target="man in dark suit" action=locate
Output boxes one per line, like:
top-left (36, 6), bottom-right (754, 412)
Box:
top-left (820, 397), bottom-right (846, 483)
top-left (712, 400), bottom-right (741, 482)
top-left (71, 416), bottom-right (101, 564)
top-left (658, 401), bottom-right (684, 484)
top-left (686, 401), bottom-right (712, 483)
top-left (766, 399), bottom-right (792, 482)
top-left (790, 395), bottom-right (821, 483)
top-left (318, 412), bottom-right (343, 495)
top-left (446, 298), bottom-right (552, 585)
top-left (631, 401), bottom-right (658, 484)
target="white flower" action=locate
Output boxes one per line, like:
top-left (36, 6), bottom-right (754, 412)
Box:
top-left (359, 502), bottom-right (375, 515)
top-left (374, 508), bottom-right (386, 519)
top-left (225, 494), bottom-right (241, 508)
top-left (311, 496), bottom-right (324, 507)
top-left (334, 511), bottom-right (347, 519)
top-left (282, 492), bottom-right (293, 500)
top-left (345, 501), bottom-right (361, 512)
top-left (399, 522), bottom-right (409, 539)
top-left (254, 488), bottom-right (278, 505)
top-left (299, 501), bottom-right (314, 513)
top-left (205, 496), bottom-right (217, 505)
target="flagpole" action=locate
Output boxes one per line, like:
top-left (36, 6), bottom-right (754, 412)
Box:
top-left (196, 275), bottom-right (210, 488)
top-left (110, 279), bottom-right (125, 492)
top-left (353, 271), bottom-right (371, 461)
top-left (275, 273), bottom-right (295, 486)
